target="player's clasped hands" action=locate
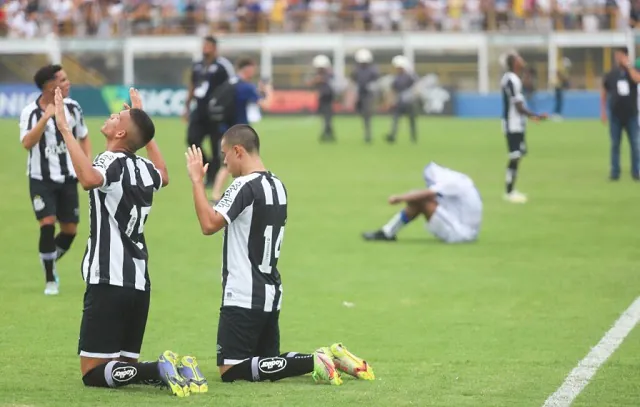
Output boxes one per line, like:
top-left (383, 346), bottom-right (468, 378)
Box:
top-left (185, 145), bottom-right (209, 184)
top-left (53, 87), bottom-right (69, 133)
top-left (123, 87), bottom-right (143, 110)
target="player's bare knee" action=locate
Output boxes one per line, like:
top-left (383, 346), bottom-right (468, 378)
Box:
top-left (38, 216), bottom-right (56, 227)
top-left (219, 365), bottom-right (234, 381)
top-left (59, 222), bottom-right (78, 235)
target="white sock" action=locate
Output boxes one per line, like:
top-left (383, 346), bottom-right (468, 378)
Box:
top-left (381, 212), bottom-right (406, 238)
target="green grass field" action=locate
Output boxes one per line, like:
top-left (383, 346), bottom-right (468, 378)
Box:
top-left (1, 115), bottom-right (639, 407)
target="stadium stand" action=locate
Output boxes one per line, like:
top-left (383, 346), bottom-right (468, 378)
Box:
top-left (0, 0), bottom-right (635, 38)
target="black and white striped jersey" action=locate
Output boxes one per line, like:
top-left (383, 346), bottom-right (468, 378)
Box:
top-left (214, 171), bottom-right (287, 311)
top-left (500, 71), bottom-right (526, 134)
top-left (81, 151), bottom-right (163, 292)
top-left (19, 95), bottom-right (89, 183)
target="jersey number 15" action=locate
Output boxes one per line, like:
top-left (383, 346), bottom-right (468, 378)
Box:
top-left (259, 225), bottom-right (284, 274)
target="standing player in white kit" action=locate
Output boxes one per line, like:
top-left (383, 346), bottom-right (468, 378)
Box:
top-left (362, 162), bottom-right (482, 243)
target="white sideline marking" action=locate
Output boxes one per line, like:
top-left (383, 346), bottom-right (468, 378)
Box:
top-left (542, 296), bottom-right (640, 407)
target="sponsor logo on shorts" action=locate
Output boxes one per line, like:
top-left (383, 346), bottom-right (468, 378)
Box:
top-left (216, 344), bottom-right (222, 354)
top-left (258, 357), bottom-right (287, 374)
top-left (33, 195), bottom-right (45, 212)
top-left (112, 366), bottom-right (137, 382)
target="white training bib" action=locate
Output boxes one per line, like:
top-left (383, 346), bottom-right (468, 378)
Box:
top-left (617, 79), bottom-right (630, 96)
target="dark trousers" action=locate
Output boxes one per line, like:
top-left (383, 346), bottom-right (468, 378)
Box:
top-left (388, 102), bottom-right (417, 141)
top-left (187, 115), bottom-right (222, 183)
top-left (554, 88), bottom-right (563, 115)
top-left (356, 96), bottom-right (374, 142)
top-left (318, 101), bottom-right (334, 140)
top-left (609, 114), bottom-right (640, 178)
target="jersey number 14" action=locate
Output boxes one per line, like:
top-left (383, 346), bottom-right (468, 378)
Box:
top-left (259, 225), bottom-right (284, 274)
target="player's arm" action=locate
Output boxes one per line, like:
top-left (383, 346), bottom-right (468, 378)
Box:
top-left (183, 67), bottom-right (196, 121)
top-left (53, 88), bottom-right (103, 190)
top-left (70, 102), bottom-right (92, 157)
top-left (600, 86), bottom-right (608, 122)
top-left (125, 87), bottom-right (170, 187)
top-left (146, 140), bottom-right (169, 187)
top-left (20, 103), bottom-right (55, 150)
top-left (510, 79), bottom-right (546, 120)
top-left (390, 189), bottom-right (437, 204)
top-left (256, 82), bottom-right (273, 109)
top-left (186, 146), bottom-right (227, 235)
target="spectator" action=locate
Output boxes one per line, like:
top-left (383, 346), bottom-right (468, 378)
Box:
top-left (268, 0), bottom-right (287, 31)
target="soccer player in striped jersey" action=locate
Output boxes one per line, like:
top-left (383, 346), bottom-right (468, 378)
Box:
top-left (500, 53), bottom-right (547, 203)
top-left (362, 162), bottom-right (483, 243)
top-left (186, 124), bottom-right (375, 385)
top-left (53, 87), bottom-right (204, 397)
top-left (19, 64), bottom-right (91, 296)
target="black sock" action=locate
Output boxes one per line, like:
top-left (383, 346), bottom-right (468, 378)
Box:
top-left (82, 361), bottom-right (161, 388)
top-left (506, 159), bottom-right (520, 194)
top-left (221, 353), bottom-right (314, 383)
top-left (39, 225), bottom-right (56, 283)
top-left (55, 232), bottom-right (76, 260)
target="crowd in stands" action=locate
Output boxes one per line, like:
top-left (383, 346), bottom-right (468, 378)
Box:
top-left (0, 0), bottom-right (639, 38)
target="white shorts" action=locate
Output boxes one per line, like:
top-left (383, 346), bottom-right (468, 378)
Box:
top-left (426, 206), bottom-right (478, 243)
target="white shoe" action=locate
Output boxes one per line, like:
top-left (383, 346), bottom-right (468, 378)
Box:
top-left (44, 282), bottom-right (59, 296)
top-left (504, 190), bottom-right (528, 204)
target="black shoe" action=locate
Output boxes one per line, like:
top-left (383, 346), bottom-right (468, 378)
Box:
top-left (385, 135), bottom-right (395, 144)
top-left (362, 230), bottom-right (396, 241)
top-left (633, 174), bottom-right (640, 181)
top-left (610, 175), bottom-right (620, 181)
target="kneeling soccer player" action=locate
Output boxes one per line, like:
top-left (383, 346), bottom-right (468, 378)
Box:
top-left (186, 124), bottom-right (375, 385)
top-left (363, 162), bottom-right (482, 243)
top-left (57, 87), bottom-right (206, 397)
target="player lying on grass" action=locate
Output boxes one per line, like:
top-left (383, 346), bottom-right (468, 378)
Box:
top-left (363, 162), bottom-right (482, 243)
top-left (53, 86), bottom-right (205, 397)
top-left (186, 124), bottom-right (374, 385)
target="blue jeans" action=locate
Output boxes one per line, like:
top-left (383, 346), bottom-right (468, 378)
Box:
top-left (609, 115), bottom-right (640, 178)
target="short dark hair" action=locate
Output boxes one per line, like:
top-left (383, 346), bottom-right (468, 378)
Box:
top-left (223, 124), bottom-right (260, 154)
top-left (129, 108), bottom-right (155, 150)
top-left (615, 47), bottom-right (629, 55)
top-left (204, 36), bottom-right (217, 46)
top-left (237, 57), bottom-right (255, 70)
top-left (34, 64), bottom-right (63, 90)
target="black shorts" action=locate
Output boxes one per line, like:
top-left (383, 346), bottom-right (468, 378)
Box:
top-left (217, 306), bottom-right (280, 366)
top-left (187, 115), bottom-right (222, 146)
top-left (29, 178), bottom-right (79, 223)
top-left (78, 284), bottom-right (150, 359)
top-left (506, 132), bottom-right (527, 158)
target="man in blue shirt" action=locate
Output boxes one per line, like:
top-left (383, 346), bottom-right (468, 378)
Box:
top-left (210, 57), bottom-right (273, 201)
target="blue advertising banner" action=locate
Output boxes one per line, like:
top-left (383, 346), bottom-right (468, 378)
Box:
top-left (454, 90), bottom-right (600, 119)
top-left (0, 85), bottom-right (187, 118)
top-left (0, 84), bottom-right (40, 118)
top-left (0, 84), bottom-right (602, 119)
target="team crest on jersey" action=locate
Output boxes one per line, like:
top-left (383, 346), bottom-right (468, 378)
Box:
top-left (33, 195), bottom-right (45, 212)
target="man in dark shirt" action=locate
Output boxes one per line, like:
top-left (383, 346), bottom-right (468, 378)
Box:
top-left (386, 55), bottom-right (418, 144)
top-left (183, 36), bottom-right (235, 186)
top-left (601, 47), bottom-right (640, 181)
top-left (309, 54), bottom-right (336, 143)
top-left (351, 48), bottom-right (379, 143)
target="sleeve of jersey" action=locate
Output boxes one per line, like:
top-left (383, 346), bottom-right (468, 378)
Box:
top-left (213, 180), bottom-right (254, 224)
top-left (19, 108), bottom-right (36, 142)
top-left (73, 103), bottom-right (89, 139)
top-left (429, 181), bottom-right (463, 197)
top-left (93, 152), bottom-right (123, 192)
top-left (509, 79), bottom-right (525, 103)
